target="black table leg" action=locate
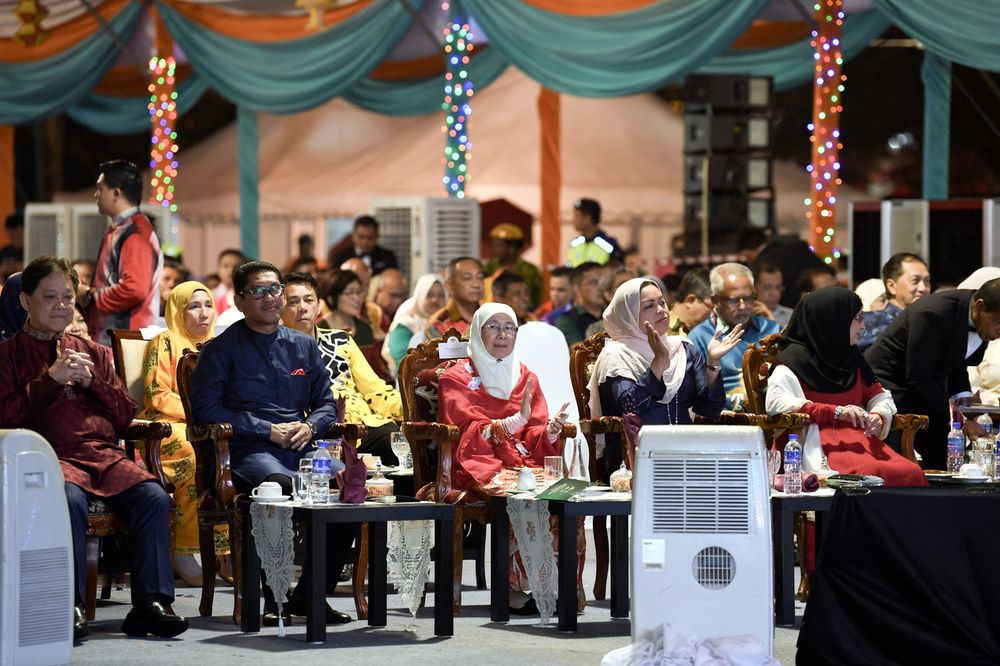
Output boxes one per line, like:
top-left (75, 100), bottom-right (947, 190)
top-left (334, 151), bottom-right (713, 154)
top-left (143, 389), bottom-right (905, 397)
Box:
top-left (556, 506), bottom-right (577, 632)
top-left (368, 521), bottom-right (388, 627)
top-left (241, 503), bottom-right (261, 633)
top-left (490, 497), bottom-right (510, 622)
top-left (772, 507), bottom-right (796, 626)
top-left (306, 516), bottom-right (327, 644)
top-left (435, 512), bottom-right (454, 636)
top-left (610, 514), bottom-right (628, 618)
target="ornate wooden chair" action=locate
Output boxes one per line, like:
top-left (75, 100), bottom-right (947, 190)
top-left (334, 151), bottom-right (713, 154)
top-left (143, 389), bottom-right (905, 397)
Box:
top-left (176, 349), bottom-right (369, 623)
top-left (398, 328), bottom-right (577, 613)
top-left (88, 329), bottom-right (173, 621)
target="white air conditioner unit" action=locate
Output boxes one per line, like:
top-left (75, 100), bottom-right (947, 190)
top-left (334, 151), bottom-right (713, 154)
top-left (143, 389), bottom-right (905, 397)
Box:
top-left (373, 197), bottom-right (481, 283)
top-left (880, 199), bottom-right (929, 267)
top-left (24, 204), bottom-right (73, 263)
top-left (0, 429), bottom-right (73, 666)
top-left (632, 425), bottom-right (772, 654)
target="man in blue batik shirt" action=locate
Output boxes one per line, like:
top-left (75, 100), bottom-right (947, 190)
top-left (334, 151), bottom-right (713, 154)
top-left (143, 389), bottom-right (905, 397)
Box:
top-left (689, 263), bottom-right (780, 410)
top-left (192, 260), bottom-right (354, 626)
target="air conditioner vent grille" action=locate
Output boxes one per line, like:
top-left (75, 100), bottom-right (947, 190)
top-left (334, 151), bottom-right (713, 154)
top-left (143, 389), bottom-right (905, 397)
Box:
top-left (19, 546), bottom-right (72, 646)
top-left (692, 546), bottom-right (735, 589)
top-left (650, 458), bottom-right (751, 534)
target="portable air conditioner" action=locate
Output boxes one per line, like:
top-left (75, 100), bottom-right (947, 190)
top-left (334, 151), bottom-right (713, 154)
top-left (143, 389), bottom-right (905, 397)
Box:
top-left (24, 204), bottom-right (73, 263)
top-left (0, 430), bottom-right (73, 666)
top-left (631, 425), bottom-right (772, 654)
top-left (373, 197), bottom-right (481, 283)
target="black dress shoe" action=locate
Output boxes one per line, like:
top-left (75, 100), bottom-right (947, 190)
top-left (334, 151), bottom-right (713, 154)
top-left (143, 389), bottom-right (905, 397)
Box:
top-left (121, 601), bottom-right (189, 638)
top-left (286, 594), bottom-right (352, 624)
top-left (262, 608), bottom-right (291, 627)
top-left (74, 606), bottom-right (89, 641)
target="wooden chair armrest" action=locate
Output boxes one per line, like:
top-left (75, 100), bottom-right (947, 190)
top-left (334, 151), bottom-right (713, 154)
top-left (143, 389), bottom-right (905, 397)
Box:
top-left (188, 423), bottom-right (238, 510)
top-left (708, 411), bottom-right (759, 426)
top-left (579, 416), bottom-right (624, 436)
top-left (123, 420), bottom-right (175, 493)
top-left (326, 422), bottom-right (367, 446)
top-left (891, 413), bottom-right (929, 463)
top-left (756, 412), bottom-right (812, 431)
top-left (562, 423), bottom-right (577, 439)
top-left (400, 421), bottom-right (460, 443)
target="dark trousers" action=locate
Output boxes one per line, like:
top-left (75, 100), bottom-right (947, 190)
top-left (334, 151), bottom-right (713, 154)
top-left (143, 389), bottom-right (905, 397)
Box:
top-left (65, 480), bottom-right (174, 608)
top-left (234, 472), bottom-right (358, 607)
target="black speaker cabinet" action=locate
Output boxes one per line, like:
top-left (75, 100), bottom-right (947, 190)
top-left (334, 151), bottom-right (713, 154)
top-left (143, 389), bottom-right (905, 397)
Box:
top-left (684, 74), bottom-right (773, 111)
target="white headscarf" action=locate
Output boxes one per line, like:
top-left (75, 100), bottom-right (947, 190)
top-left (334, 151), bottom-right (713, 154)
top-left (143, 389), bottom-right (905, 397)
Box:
top-left (382, 273), bottom-right (447, 373)
top-left (958, 267), bottom-right (1000, 290)
top-left (468, 302), bottom-right (522, 400)
top-left (854, 278), bottom-right (887, 312)
top-left (589, 277), bottom-right (687, 416)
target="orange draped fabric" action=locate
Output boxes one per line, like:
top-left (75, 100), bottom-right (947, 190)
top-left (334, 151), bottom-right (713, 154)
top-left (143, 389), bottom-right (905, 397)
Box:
top-left (732, 20), bottom-right (811, 48)
top-left (0, 125), bottom-right (11, 245)
top-left (369, 54), bottom-right (445, 81)
top-left (161, 0), bottom-right (373, 42)
top-left (538, 87), bottom-right (561, 270)
top-left (522, 0), bottom-right (659, 16)
top-left (0, 0), bottom-right (130, 63)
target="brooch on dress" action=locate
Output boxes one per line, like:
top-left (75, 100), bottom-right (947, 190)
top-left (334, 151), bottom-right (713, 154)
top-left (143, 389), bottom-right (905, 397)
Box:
top-left (468, 376), bottom-right (482, 391)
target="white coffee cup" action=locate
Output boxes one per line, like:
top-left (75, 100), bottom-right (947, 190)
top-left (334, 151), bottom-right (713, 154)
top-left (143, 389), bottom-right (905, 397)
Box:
top-left (252, 481), bottom-right (283, 498)
top-left (958, 463), bottom-right (984, 478)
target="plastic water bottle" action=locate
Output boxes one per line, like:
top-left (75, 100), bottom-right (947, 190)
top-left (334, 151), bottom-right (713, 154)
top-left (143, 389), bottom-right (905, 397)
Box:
top-left (310, 441), bottom-right (332, 505)
top-left (947, 422), bottom-right (966, 473)
top-left (977, 413), bottom-right (994, 436)
top-left (994, 436), bottom-right (1000, 482)
top-left (783, 434), bottom-right (802, 495)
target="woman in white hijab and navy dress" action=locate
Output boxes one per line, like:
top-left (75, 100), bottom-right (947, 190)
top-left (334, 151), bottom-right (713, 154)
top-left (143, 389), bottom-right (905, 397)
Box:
top-left (590, 278), bottom-right (744, 481)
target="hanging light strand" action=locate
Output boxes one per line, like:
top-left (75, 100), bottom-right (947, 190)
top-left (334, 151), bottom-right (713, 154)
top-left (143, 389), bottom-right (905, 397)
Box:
top-left (148, 56), bottom-right (179, 213)
top-left (441, 2), bottom-right (473, 199)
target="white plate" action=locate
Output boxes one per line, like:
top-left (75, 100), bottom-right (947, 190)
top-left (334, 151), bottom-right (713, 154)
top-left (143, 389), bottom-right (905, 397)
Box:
top-left (579, 485), bottom-right (613, 493)
top-left (923, 472), bottom-right (954, 479)
top-left (950, 475), bottom-right (991, 483)
top-left (251, 494), bottom-right (291, 503)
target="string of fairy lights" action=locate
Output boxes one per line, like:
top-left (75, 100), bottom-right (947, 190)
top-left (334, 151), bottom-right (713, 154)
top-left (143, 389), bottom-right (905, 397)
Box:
top-left (441, 2), bottom-right (473, 199)
top-left (147, 56), bottom-right (179, 214)
top-left (805, 0), bottom-right (845, 266)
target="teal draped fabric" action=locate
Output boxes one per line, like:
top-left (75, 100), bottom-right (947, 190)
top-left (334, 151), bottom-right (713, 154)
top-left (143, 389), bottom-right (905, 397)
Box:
top-left (872, 0), bottom-right (1000, 71)
top-left (344, 45), bottom-right (509, 116)
top-left (699, 10), bottom-right (891, 90)
top-left (156, 0), bottom-right (420, 114)
top-left (238, 107), bottom-right (259, 258)
top-left (922, 52), bottom-right (951, 200)
top-left (66, 74), bottom-right (210, 135)
top-left (458, 0), bottom-right (769, 97)
top-left (0, 2), bottom-right (142, 124)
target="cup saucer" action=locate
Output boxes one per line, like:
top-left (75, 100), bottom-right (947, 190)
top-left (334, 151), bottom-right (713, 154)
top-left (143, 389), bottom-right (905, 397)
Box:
top-left (251, 494), bottom-right (291, 503)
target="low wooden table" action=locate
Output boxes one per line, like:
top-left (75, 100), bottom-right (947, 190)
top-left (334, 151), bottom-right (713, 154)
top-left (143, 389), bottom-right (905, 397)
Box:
top-left (241, 498), bottom-right (455, 643)
top-left (489, 494), bottom-right (631, 632)
top-left (771, 491), bottom-right (834, 626)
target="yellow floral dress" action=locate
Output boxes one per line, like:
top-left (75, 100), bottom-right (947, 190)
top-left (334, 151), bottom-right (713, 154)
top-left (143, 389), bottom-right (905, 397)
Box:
top-left (140, 332), bottom-right (229, 555)
top-left (315, 326), bottom-right (402, 426)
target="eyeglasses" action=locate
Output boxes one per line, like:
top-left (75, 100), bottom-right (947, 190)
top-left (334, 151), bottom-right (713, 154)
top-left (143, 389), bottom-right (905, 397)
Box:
top-left (718, 293), bottom-right (757, 309)
top-left (482, 323), bottom-right (518, 336)
top-left (241, 283), bottom-right (284, 300)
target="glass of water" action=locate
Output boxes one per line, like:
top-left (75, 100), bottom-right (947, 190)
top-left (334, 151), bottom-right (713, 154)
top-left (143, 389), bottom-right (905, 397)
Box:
top-left (390, 431), bottom-right (411, 469)
top-left (295, 459), bottom-right (313, 504)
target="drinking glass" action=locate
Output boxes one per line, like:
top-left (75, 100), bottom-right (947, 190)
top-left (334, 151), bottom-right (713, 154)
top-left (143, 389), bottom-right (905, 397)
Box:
top-left (766, 450), bottom-right (781, 487)
top-left (544, 456), bottom-right (565, 484)
top-left (390, 432), bottom-right (411, 469)
top-left (296, 459), bottom-right (313, 504)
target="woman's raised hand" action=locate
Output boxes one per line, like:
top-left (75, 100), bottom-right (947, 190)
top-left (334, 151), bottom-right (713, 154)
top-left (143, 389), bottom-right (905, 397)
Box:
top-left (520, 376), bottom-right (535, 420)
top-left (547, 402), bottom-right (571, 437)
top-left (707, 323), bottom-right (745, 367)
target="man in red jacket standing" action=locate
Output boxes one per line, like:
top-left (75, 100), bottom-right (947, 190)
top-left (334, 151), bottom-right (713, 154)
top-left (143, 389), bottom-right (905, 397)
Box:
top-left (82, 160), bottom-right (163, 345)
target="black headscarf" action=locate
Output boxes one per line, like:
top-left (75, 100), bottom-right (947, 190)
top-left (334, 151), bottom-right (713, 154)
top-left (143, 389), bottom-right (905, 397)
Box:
top-left (777, 286), bottom-right (878, 393)
top-left (0, 272), bottom-right (26, 342)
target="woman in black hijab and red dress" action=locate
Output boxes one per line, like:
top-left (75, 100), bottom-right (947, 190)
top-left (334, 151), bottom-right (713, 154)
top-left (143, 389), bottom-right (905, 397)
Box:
top-left (765, 286), bottom-right (926, 486)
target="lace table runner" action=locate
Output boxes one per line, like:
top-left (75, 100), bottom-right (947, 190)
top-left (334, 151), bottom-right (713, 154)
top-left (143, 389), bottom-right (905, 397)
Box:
top-left (249, 501), bottom-right (295, 637)
top-left (506, 496), bottom-right (557, 624)
top-left (387, 520), bottom-right (433, 626)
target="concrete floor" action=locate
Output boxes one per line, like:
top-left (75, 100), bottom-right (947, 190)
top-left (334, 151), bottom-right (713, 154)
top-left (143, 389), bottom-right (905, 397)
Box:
top-left (71, 527), bottom-right (802, 665)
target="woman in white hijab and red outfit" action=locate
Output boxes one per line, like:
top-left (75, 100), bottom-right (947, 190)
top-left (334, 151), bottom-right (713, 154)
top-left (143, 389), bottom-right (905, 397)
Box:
top-left (438, 302), bottom-right (584, 614)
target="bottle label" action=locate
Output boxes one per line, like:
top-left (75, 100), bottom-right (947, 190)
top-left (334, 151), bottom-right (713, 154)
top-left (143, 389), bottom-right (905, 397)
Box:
top-left (783, 450), bottom-right (801, 465)
top-left (313, 458), bottom-right (331, 474)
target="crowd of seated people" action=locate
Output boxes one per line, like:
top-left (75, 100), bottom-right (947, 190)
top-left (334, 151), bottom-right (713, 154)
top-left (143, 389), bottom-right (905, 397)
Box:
top-left (9, 195), bottom-right (1000, 642)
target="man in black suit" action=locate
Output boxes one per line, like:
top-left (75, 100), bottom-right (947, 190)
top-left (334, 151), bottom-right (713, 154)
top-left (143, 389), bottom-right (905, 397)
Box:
top-left (865, 279), bottom-right (1000, 469)
top-left (328, 215), bottom-right (398, 276)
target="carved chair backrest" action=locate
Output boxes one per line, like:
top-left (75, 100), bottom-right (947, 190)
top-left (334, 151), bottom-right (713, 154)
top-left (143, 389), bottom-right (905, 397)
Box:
top-left (109, 328), bottom-right (151, 411)
top-left (569, 332), bottom-right (610, 480)
top-left (398, 328), bottom-right (465, 491)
